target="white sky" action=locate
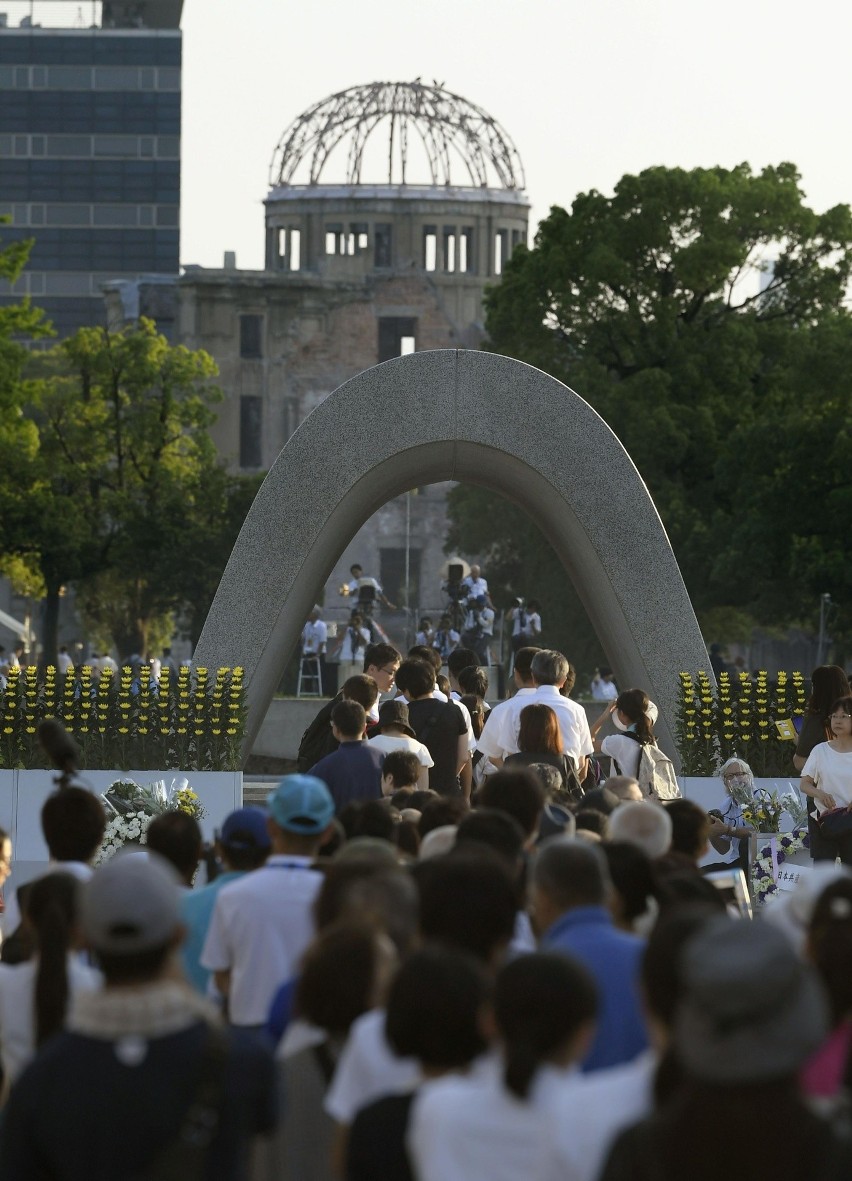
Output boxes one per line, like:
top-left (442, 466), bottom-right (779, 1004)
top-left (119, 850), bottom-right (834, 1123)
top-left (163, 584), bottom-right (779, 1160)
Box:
top-left (177, 0), bottom-right (852, 271)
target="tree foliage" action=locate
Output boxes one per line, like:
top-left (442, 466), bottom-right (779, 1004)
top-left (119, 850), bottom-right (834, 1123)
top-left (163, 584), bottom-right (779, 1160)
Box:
top-left (452, 162), bottom-right (852, 668)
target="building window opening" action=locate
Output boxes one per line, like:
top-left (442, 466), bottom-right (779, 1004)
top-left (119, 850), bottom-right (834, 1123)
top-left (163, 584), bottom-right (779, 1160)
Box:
top-left (325, 223), bottom-right (344, 255)
top-left (289, 228), bottom-right (301, 271)
top-left (375, 224), bottom-right (392, 268)
top-left (423, 227), bottom-right (437, 272)
top-left (443, 227), bottom-right (456, 273)
top-left (350, 223), bottom-right (369, 253)
top-left (239, 396), bottom-right (263, 469)
top-left (378, 317), bottom-right (417, 363)
top-left (239, 314), bottom-right (263, 359)
top-left (461, 227), bottom-right (474, 273)
top-left (494, 229), bottom-right (508, 276)
top-left (278, 228), bottom-right (287, 264)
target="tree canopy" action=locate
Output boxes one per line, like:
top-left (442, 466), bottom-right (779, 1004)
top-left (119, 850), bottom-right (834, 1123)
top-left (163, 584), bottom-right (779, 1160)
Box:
top-left (449, 162), bottom-right (852, 668)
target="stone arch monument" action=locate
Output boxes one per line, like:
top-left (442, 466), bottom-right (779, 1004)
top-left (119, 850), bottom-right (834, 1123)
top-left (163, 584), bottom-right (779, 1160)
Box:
top-left (194, 350), bottom-right (707, 764)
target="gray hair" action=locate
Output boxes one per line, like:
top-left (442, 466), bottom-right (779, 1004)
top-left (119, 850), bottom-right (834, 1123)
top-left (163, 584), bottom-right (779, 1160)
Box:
top-left (528, 763), bottom-right (564, 800)
top-left (608, 801), bottom-right (672, 859)
top-left (531, 649), bottom-right (570, 687)
top-left (532, 837), bottom-right (609, 910)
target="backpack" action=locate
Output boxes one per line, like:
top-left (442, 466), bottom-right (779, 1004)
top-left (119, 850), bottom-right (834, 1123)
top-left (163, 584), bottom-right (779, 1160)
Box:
top-left (297, 697), bottom-right (338, 772)
top-left (619, 731), bottom-right (681, 802)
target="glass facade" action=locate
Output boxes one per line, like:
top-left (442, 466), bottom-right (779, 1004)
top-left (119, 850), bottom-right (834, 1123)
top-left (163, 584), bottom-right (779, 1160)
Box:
top-left (0, 30), bottom-right (181, 336)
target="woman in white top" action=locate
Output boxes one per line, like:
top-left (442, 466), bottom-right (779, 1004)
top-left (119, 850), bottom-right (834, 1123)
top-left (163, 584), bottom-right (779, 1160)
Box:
top-left (801, 695), bottom-right (852, 864)
top-left (334, 611), bottom-right (371, 684)
top-left (590, 688), bottom-right (658, 782)
top-left (0, 872), bottom-right (101, 1095)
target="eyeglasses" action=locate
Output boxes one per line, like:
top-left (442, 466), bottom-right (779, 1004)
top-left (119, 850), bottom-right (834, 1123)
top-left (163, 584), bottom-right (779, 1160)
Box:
top-left (379, 665), bottom-right (399, 677)
top-left (830, 713), bottom-right (852, 721)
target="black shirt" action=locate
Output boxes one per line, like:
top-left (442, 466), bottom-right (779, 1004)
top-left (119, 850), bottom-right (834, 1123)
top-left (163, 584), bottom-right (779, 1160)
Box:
top-left (407, 698), bottom-right (467, 795)
top-left (347, 1092), bottom-right (415, 1181)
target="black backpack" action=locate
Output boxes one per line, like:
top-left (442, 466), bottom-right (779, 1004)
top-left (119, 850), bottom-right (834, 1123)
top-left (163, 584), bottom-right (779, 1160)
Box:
top-left (296, 697), bottom-right (338, 772)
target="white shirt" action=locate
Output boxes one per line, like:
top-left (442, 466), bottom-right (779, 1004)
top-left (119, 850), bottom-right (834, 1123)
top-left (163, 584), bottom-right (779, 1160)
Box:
top-left (337, 625), bottom-right (370, 662)
top-left (200, 855), bottom-right (323, 1025)
top-left (301, 619), bottom-right (327, 654)
top-left (0, 955), bottom-right (102, 1086)
top-left (507, 686), bottom-right (592, 761)
top-left (368, 733), bottom-right (434, 772)
top-left (476, 687), bottom-right (537, 761)
top-left (698, 799), bottom-right (746, 868)
top-left (462, 576), bottom-right (489, 600)
top-left (511, 609), bottom-right (541, 639)
top-left (601, 733), bottom-right (642, 780)
top-left (591, 678), bottom-right (619, 702)
top-left (57, 651), bottom-right (74, 674)
top-left (802, 743), bottom-right (852, 811)
top-left (325, 1008), bottom-right (420, 1124)
top-left (450, 691), bottom-right (477, 753)
top-left (3, 861), bottom-right (93, 937)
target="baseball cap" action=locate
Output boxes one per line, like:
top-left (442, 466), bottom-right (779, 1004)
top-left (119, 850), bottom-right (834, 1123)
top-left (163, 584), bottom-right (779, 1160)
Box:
top-left (268, 774), bottom-right (334, 834)
top-left (81, 852), bottom-right (181, 955)
top-left (220, 806), bottom-right (272, 851)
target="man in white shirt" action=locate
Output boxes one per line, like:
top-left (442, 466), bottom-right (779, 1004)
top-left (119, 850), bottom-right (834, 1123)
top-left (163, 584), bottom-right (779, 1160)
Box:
top-left (510, 649), bottom-right (593, 781)
top-left (201, 775), bottom-right (333, 1026)
top-left (460, 565), bottom-right (490, 605)
top-left (476, 645), bottom-right (542, 767)
top-left (301, 605), bottom-right (329, 693)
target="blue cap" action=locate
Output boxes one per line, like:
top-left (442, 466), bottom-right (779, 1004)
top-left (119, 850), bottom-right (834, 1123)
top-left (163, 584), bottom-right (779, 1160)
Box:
top-left (268, 774), bottom-right (334, 834)
top-left (220, 806), bottom-right (272, 851)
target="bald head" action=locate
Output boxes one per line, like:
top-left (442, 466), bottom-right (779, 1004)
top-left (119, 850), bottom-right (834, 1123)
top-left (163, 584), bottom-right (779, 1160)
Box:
top-left (608, 802), bottom-right (672, 859)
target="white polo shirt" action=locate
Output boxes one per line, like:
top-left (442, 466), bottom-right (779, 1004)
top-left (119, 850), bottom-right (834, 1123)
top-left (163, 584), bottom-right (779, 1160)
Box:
top-left (200, 855), bottom-right (323, 1025)
top-left (475, 687), bottom-right (537, 761)
top-left (503, 685), bottom-right (593, 762)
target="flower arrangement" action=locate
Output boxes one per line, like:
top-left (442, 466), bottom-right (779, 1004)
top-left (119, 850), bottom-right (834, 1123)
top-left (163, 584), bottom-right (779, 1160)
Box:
top-left (96, 776), bottom-right (205, 864)
top-left (727, 783), bottom-right (808, 834)
top-left (0, 666), bottom-right (245, 772)
top-left (751, 827), bottom-right (810, 906)
top-left (677, 670), bottom-right (807, 776)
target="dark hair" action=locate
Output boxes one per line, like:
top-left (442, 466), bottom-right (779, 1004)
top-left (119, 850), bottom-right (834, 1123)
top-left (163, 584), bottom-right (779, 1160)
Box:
top-left (331, 699), bottom-right (366, 739)
top-left (455, 808), bottom-right (525, 865)
top-left (533, 840), bottom-right (607, 909)
top-left (219, 831), bottom-right (268, 872)
top-left (351, 799), bottom-right (395, 842)
top-left (641, 904), bottom-right (717, 1027)
top-left (479, 768), bottom-right (545, 838)
top-left (390, 786), bottom-right (416, 809)
top-left (385, 946), bottom-right (490, 1068)
top-left (412, 850), bottom-right (518, 962)
top-left (829, 696), bottom-right (852, 723)
top-left (96, 943), bottom-right (173, 985)
top-left (513, 646), bottom-right (542, 681)
top-left (581, 786), bottom-right (620, 816)
top-left (457, 665), bottom-right (488, 698)
top-left (363, 643), bottom-right (401, 673)
top-left (418, 795), bottom-right (469, 838)
top-left (296, 925), bottom-right (384, 1037)
top-left (407, 789), bottom-right (438, 812)
top-left (26, 873), bottom-right (77, 1047)
top-left (602, 841), bottom-right (658, 925)
top-left (561, 663), bottom-right (577, 696)
top-left (341, 675), bottom-right (380, 710)
top-left (41, 788), bottom-right (106, 863)
top-left (575, 809), bottom-right (608, 836)
top-left (809, 878), bottom-right (852, 1024)
top-left (496, 953), bottom-right (597, 1099)
top-left (381, 750), bottom-right (420, 790)
top-left (436, 674), bottom-right (451, 697)
top-left (447, 648), bottom-right (478, 677)
top-left (146, 811), bottom-right (203, 883)
top-left (394, 658), bottom-right (436, 699)
top-left (408, 644), bottom-right (442, 672)
top-left (808, 666), bottom-right (851, 717)
top-left (395, 819), bottom-right (420, 857)
top-left (460, 694), bottom-right (485, 740)
top-left (665, 799), bottom-right (711, 860)
top-left (517, 704), bottom-right (561, 755)
top-left (615, 688), bottom-right (654, 745)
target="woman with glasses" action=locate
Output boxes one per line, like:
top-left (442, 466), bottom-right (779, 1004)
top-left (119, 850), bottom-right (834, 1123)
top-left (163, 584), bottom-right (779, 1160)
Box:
top-left (800, 695), bottom-right (852, 864)
top-left (794, 666), bottom-right (851, 861)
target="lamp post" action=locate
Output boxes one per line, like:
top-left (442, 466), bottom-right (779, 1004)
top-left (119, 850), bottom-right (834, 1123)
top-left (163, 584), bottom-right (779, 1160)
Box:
top-left (816, 593), bottom-right (832, 666)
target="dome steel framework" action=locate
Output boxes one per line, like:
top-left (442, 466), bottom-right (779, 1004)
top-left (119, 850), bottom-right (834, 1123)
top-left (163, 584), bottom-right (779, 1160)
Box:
top-left (269, 80), bottom-right (525, 191)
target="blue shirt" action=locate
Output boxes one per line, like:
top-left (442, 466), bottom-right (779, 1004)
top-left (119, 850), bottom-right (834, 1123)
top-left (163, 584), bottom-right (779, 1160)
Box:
top-left (181, 870), bottom-right (246, 993)
top-left (310, 740), bottom-right (385, 812)
top-left (542, 905), bottom-right (648, 1072)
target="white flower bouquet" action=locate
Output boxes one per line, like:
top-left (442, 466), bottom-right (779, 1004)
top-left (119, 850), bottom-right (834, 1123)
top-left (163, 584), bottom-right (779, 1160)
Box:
top-left (97, 777), bottom-right (205, 864)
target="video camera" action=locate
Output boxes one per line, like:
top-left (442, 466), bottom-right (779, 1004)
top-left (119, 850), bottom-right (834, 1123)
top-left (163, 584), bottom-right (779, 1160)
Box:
top-left (443, 562), bottom-right (467, 605)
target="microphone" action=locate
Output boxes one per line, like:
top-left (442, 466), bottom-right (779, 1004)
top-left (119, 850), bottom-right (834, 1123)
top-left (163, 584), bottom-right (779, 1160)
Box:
top-left (38, 719), bottom-right (81, 777)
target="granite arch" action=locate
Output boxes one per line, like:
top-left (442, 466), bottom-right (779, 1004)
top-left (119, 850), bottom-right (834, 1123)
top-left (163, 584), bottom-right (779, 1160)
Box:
top-left (194, 349), bottom-right (707, 763)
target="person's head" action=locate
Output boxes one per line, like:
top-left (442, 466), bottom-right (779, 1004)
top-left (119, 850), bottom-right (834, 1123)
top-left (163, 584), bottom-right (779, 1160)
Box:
top-left (496, 953), bottom-right (597, 1099)
top-left (41, 788), bottom-right (106, 865)
top-left (349, 612), bottom-right (364, 630)
top-left (82, 853), bottom-right (183, 985)
top-left (531, 838), bottom-right (609, 934)
top-left (418, 795), bottom-right (469, 838)
top-left (412, 850), bottom-right (518, 965)
top-left (447, 648), bottom-right (478, 683)
top-left (575, 809), bottom-right (608, 838)
top-left (296, 923), bottom-right (397, 1037)
top-left (581, 786), bottom-right (620, 816)
top-left (331, 699), bottom-right (367, 742)
top-left (436, 673), bottom-right (451, 697)
top-left (455, 808), bottom-right (526, 869)
top-left (560, 663), bottom-right (577, 696)
top-left (537, 802), bottom-right (577, 843)
top-left (408, 644), bottom-right (442, 672)
top-left (315, 860), bottom-right (418, 952)
top-left (381, 749), bottom-right (420, 794)
top-left (438, 614), bottom-right (452, 631)
top-left (460, 694), bottom-right (486, 740)
top-left (377, 698), bottom-right (416, 737)
top-left (608, 800), bottom-right (672, 858)
top-left (363, 643), bottom-right (401, 694)
top-left (513, 646), bottom-right (542, 687)
top-left (26, 872), bottom-right (80, 1046)
top-left (146, 811), bottom-right (203, 887)
top-left (470, 564), bottom-right (481, 579)
top-left (614, 688), bottom-right (655, 744)
top-left (0, 826), bottom-right (11, 889)
top-left (267, 774), bottom-right (335, 854)
top-left (517, 703), bottom-right (562, 755)
top-left (309, 605), bottom-right (322, 621)
top-left (718, 758), bottom-right (753, 799)
top-left (809, 665), bottom-right (851, 717)
top-left (216, 806), bottom-right (271, 871)
top-left (349, 799), bottom-right (396, 843)
top-left (457, 665), bottom-right (488, 699)
top-left (394, 658), bottom-right (436, 701)
top-left (479, 768), bottom-right (546, 843)
top-left (606, 776), bottom-right (644, 803)
top-left (390, 786), bottom-right (416, 810)
top-left (828, 696), bottom-right (852, 741)
top-left (527, 763), bottom-right (565, 803)
top-left (666, 799), bottom-right (711, 863)
top-left (418, 617), bottom-right (432, 632)
top-left (602, 842), bottom-right (658, 931)
top-left (675, 915), bottom-right (828, 1085)
top-left (530, 649), bottom-right (569, 688)
top-left (350, 564), bottom-right (363, 578)
top-left (341, 674), bottom-right (380, 712)
top-left (807, 878), bottom-right (852, 1025)
top-left (385, 946), bottom-right (491, 1071)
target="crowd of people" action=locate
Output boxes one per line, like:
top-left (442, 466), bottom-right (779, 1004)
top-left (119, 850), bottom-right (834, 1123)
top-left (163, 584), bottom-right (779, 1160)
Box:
top-left (2, 650), bottom-right (852, 1178)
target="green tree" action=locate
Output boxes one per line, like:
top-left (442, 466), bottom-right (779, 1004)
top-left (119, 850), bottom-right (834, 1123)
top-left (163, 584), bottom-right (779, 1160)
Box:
top-left (463, 162), bottom-right (852, 653)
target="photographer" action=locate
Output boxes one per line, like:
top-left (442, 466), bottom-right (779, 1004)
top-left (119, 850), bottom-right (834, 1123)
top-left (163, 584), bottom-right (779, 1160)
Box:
top-left (508, 598), bottom-right (541, 654)
top-left (461, 596), bottom-right (494, 666)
